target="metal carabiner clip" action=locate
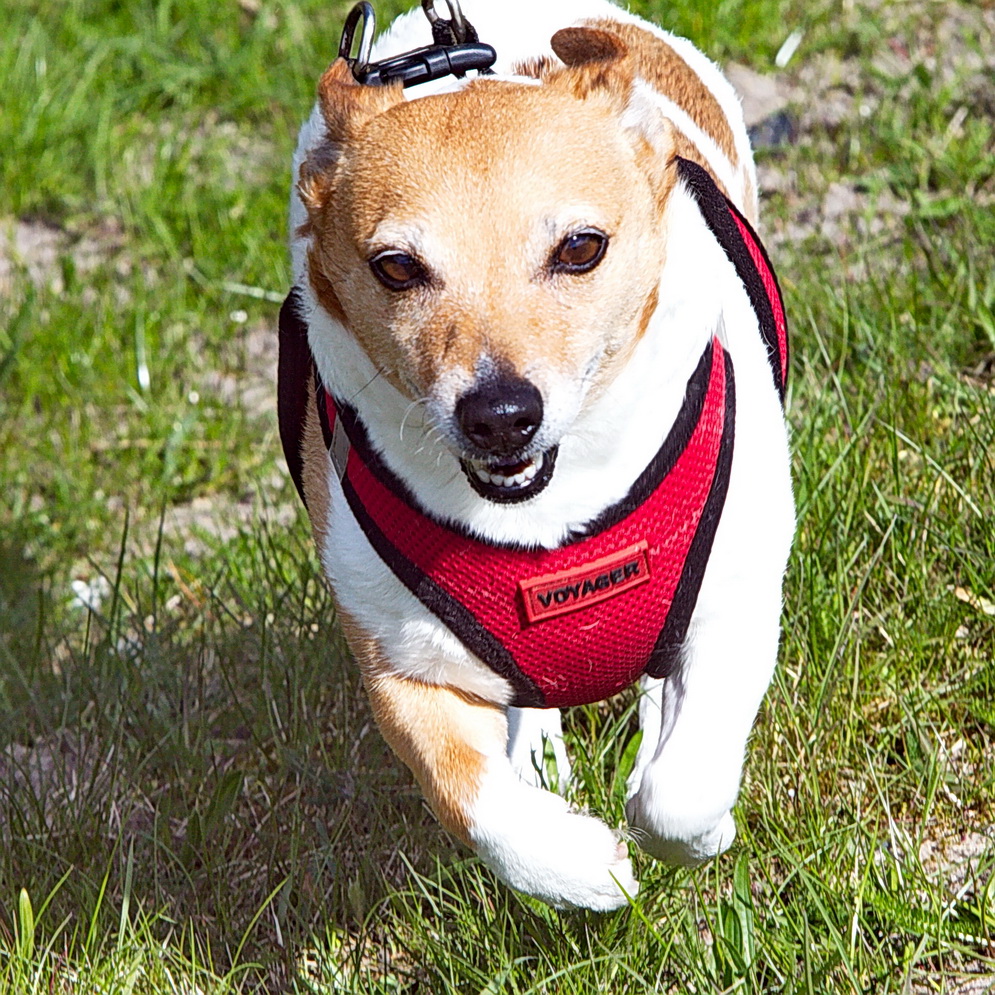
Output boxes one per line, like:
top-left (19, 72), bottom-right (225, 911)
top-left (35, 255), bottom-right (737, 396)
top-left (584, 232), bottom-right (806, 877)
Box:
top-left (338, 1), bottom-right (376, 79)
top-left (337, 0), bottom-right (495, 88)
top-left (421, 0), bottom-right (469, 45)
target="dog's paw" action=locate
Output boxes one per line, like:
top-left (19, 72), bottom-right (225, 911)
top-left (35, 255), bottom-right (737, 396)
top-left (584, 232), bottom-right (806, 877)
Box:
top-left (627, 799), bottom-right (736, 867)
top-left (470, 770), bottom-right (637, 910)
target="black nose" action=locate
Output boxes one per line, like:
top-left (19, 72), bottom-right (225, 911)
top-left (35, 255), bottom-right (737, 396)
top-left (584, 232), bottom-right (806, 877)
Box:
top-left (456, 376), bottom-right (543, 456)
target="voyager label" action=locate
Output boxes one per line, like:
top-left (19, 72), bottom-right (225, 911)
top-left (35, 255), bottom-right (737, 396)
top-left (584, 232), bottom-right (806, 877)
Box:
top-left (519, 541), bottom-right (652, 624)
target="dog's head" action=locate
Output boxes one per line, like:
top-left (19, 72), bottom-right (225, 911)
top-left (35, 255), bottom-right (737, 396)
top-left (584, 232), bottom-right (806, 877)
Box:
top-left (299, 26), bottom-right (678, 503)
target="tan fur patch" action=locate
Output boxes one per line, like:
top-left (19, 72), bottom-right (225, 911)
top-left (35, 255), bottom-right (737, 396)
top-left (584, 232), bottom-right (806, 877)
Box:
top-left (584, 19), bottom-right (738, 167)
top-left (297, 163), bottom-right (333, 217)
top-left (340, 612), bottom-right (500, 844)
top-left (511, 55), bottom-right (555, 80)
top-left (546, 56), bottom-right (634, 105)
top-left (301, 370), bottom-right (331, 550)
top-left (634, 132), bottom-right (679, 211)
top-left (307, 245), bottom-right (346, 324)
top-left (636, 283), bottom-right (660, 344)
top-left (741, 169), bottom-right (758, 227)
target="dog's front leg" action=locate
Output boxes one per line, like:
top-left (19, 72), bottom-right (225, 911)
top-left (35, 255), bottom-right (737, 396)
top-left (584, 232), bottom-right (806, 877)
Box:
top-left (360, 664), bottom-right (636, 910)
top-left (625, 606), bottom-right (781, 866)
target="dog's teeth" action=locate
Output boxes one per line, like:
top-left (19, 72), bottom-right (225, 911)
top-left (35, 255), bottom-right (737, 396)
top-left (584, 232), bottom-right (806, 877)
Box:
top-left (471, 453), bottom-right (545, 491)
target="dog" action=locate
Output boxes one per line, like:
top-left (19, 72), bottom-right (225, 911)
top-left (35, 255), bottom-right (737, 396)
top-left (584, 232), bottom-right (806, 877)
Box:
top-left (278, 0), bottom-right (793, 910)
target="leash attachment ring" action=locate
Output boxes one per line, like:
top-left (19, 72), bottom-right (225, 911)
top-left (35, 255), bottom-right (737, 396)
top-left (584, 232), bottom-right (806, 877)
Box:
top-left (421, 0), bottom-right (471, 45)
top-left (338, 1), bottom-right (376, 78)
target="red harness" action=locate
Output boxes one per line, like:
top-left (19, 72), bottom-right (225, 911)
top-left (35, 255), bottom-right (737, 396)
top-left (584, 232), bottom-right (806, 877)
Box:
top-left (278, 158), bottom-right (787, 708)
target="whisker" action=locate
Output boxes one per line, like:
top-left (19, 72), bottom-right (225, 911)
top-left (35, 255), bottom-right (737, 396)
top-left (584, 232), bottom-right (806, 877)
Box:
top-left (348, 367), bottom-right (387, 404)
top-left (422, 427), bottom-right (450, 462)
top-left (399, 397), bottom-right (430, 443)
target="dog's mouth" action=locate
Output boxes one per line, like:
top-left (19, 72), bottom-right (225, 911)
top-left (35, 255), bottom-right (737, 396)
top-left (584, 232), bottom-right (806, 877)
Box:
top-left (460, 446), bottom-right (559, 504)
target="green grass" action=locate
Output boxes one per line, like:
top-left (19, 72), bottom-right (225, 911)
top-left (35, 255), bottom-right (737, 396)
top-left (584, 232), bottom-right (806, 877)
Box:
top-left (2, 0), bottom-right (994, 990)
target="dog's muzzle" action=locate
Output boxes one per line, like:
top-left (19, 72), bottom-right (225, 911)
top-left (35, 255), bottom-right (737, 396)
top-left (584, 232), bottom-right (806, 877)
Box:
top-left (455, 375), bottom-right (558, 503)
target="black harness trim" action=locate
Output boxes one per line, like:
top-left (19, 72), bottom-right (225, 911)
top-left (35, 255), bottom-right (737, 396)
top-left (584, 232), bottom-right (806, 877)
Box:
top-left (646, 349), bottom-right (737, 679)
top-left (278, 287), bottom-right (311, 508)
top-left (675, 156), bottom-right (788, 402)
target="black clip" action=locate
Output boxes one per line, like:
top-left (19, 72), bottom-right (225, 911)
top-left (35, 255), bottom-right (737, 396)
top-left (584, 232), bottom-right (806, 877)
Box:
top-left (353, 42), bottom-right (496, 87)
top-left (338, 0), bottom-right (496, 89)
top-left (421, 0), bottom-right (473, 45)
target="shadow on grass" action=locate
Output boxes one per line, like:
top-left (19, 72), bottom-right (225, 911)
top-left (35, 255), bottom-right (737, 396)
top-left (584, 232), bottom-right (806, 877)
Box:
top-left (0, 513), bottom-right (461, 988)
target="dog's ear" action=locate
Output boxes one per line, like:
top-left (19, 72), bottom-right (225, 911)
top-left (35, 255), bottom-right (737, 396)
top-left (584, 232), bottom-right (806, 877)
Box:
top-left (550, 26), bottom-right (677, 212)
top-left (551, 26), bottom-right (628, 69)
top-left (317, 58), bottom-right (404, 139)
top-left (548, 26), bottom-right (633, 104)
top-left (298, 60), bottom-right (404, 216)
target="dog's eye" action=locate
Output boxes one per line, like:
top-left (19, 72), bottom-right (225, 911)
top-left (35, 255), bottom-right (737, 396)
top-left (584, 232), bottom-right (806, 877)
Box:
top-left (369, 251), bottom-right (429, 291)
top-left (551, 229), bottom-right (608, 274)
